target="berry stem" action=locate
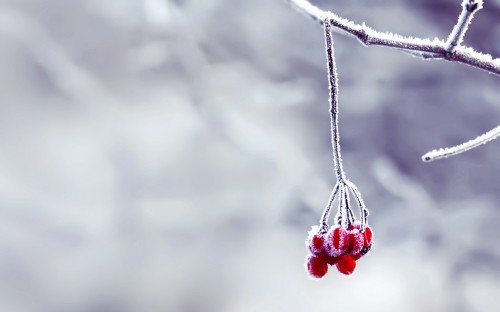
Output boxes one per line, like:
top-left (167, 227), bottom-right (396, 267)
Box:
top-left (319, 182), bottom-right (340, 233)
top-left (343, 186), bottom-right (355, 226)
top-left (324, 18), bottom-right (346, 183)
top-left (338, 184), bottom-right (351, 229)
top-left (345, 180), bottom-right (368, 231)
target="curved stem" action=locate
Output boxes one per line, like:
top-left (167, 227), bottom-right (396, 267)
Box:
top-left (324, 18), bottom-right (346, 183)
top-left (344, 187), bottom-right (355, 226)
top-left (345, 180), bottom-right (368, 231)
top-left (319, 183), bottom-right (340, 232)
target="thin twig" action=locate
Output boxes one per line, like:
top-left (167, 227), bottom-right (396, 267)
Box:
top-left (284, 0), bottom-right (500, 76)
top-left (422, 124), bottom-right (500, 162)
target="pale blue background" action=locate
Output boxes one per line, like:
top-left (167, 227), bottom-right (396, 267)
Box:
top-left (0, 0), bottom-right (499, 311)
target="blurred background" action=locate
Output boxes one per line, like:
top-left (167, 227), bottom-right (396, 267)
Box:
top-left (0, 0), bottom-right (500, 311)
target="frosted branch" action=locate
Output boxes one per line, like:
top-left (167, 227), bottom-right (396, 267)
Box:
top-left (285, 0), bottom-right (500, 161)
top-left (284, 0), bottom-right (500, 76)
top-left (422, 124), bottom-right (500, 162)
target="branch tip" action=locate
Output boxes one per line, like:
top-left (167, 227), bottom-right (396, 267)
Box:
top-left (464, 0), bottom-right (483, 12)
top-left (422, 125), bottom-right (500, 162)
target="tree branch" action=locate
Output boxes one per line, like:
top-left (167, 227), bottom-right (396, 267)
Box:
top-left (285, 0), bottom-right (500, 162)
top-left (284, 0), bottom-right (500, 76)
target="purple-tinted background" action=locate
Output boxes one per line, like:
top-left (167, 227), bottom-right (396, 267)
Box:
top-left (0, 0), bottom-right (499, 311)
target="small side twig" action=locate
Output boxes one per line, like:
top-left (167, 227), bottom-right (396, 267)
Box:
top-left (446, 0), bottom-right (483, 52)
top-left (422, 124), bottom-right (500, 162)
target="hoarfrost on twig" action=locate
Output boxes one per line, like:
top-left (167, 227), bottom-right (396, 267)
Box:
top-left (422, 125), bottom-right (500, 162)
top-left (284, 0), bottom-right (497, 74)
top-left (284, 0), bottom-right (499, 162)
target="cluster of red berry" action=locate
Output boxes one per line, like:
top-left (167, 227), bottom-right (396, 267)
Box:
top-left (305, 222), bottom-right (373, 278)
top-left (302, 20), bottom-right (373, 280)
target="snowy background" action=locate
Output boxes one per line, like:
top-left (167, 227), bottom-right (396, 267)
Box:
top-left (0, 0), bottom-right (500, 311)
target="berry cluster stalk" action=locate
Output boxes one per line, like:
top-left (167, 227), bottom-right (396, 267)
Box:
top-left (324, 20), bottom-right (345, 184)
top-left (304, 22), bottom-right (374, 278)
top-left (319, 19), bottom-right (369, 233)
top-left (319, 18), bottom-right (345, 232)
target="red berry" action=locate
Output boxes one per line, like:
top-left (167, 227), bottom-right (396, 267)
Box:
top-left (306, 233), bottom-right (326, 256)
top-left (306, 255), bottom-right (328, 279)
top-left (352, 253), bottom-right (363, 261)
top-left (321, 254), bottom-right (341, 265)
top-left (363, 225), bottom-right (373, 247)
top-left (324, 227), bottom-right (349, 257)
top-left (346, 229), bottom-right (364, 255)
top-left (336, 255), bottom-right (356, 275)
top-left (348, 221), bottom-right (361, 231)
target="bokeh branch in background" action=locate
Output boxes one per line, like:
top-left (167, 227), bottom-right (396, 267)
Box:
top-left (284, 0), bottom-right (499, 162)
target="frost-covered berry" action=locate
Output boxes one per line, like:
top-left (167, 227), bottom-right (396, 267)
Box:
top-left (306, 232), bottom-right (326, 256)
top-left (306, 255), bottom-right (328, 279)
top-left (346, 229), bottom-right (364, 255)
top-left (324, 227), bottom-right (349, 257)
top-left (336, 255), bottom-right (356, 275)
top-left (363, 225), bottom-right (373, 247)
top-left (348, 221), bottom-right (361, 231)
